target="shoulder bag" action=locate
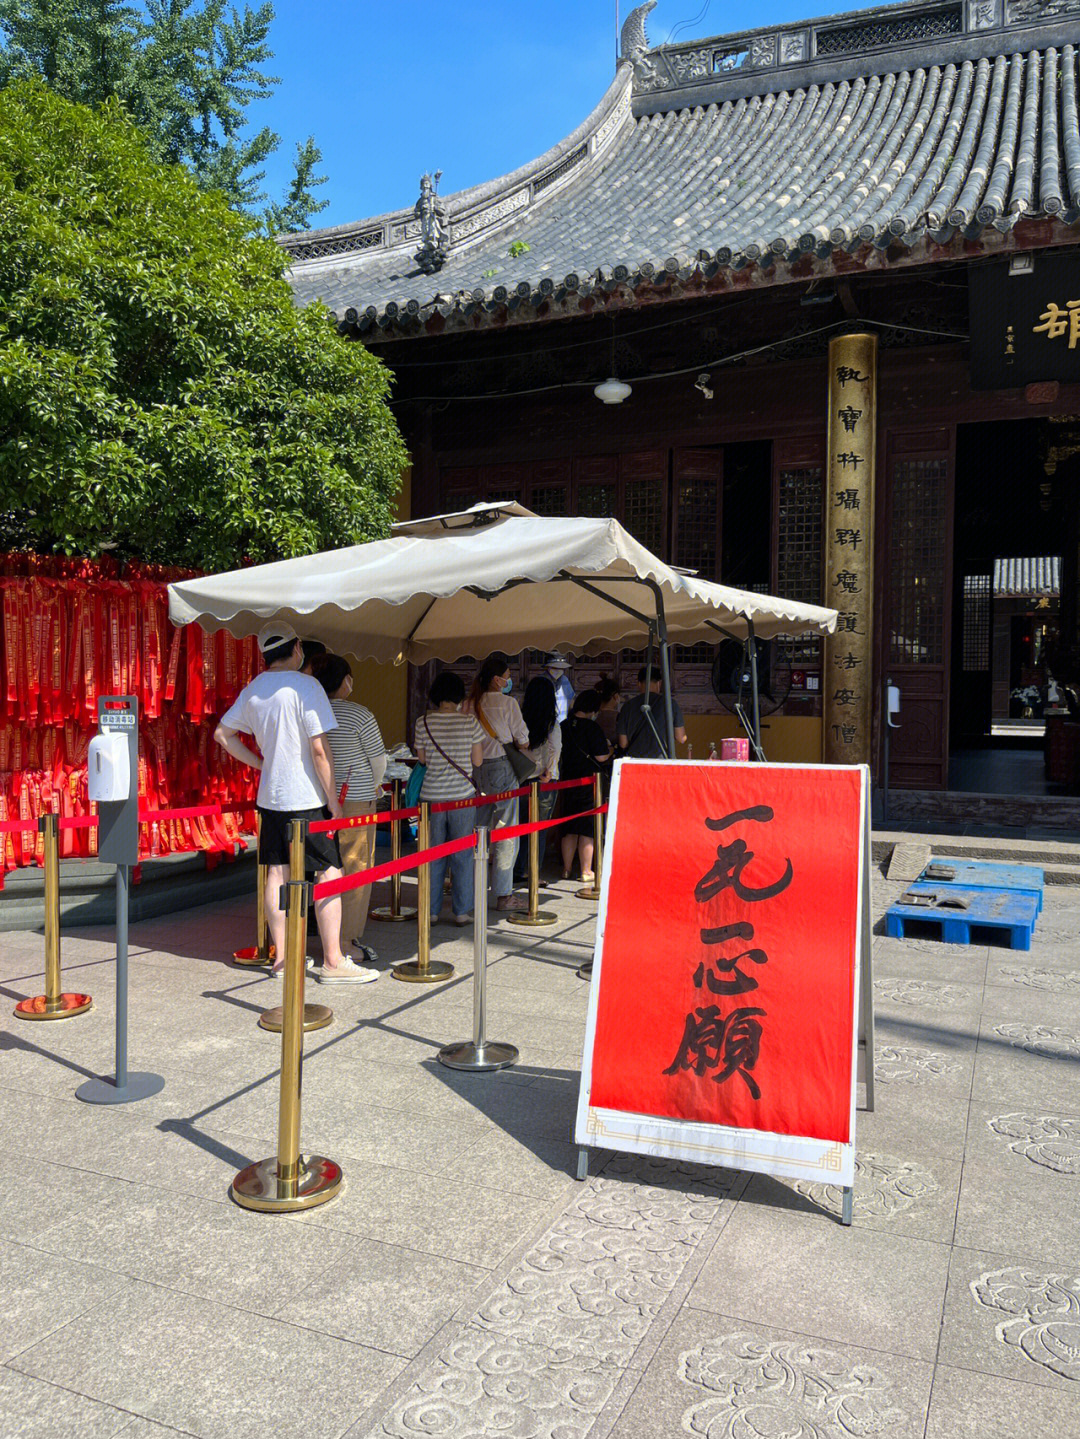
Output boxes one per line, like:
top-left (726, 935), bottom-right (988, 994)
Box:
top-left (476, 699), bottom-right (539, 782)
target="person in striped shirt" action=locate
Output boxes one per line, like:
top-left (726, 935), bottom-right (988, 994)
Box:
top-left (317, 655), bottom-right (387, 962)
top-left (415, 671), bottom-right (485, 925)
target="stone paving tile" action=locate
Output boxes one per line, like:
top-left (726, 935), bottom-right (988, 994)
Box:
top-left (0, 1242), bottom-right (132, 1364)
top-left (939, 1245), bottom-right (1080, 1392)
top-left (9, 1282), bottom-right (404, 1439)
top-left (275, 1239), bottom-right (488, 1358)
top-left (358, 1325), bottom-right (623, 1439)
top-left (954, 1102), bottom-right (1080, 1267)
top-left (603, 1310), bottom-right (934, 1439)
top-left (439, 1127), bottom-right (582, 1202)
top-left (0, 1366), bottom-right (133, 1439)
top-left (925, 1362), bottom-right (1080, 1438)
top-left (741, 1143), bottom-right (963, 1244)
top-left (855, 1077), bottom-right (975, 1161)
top-left (297, 1158), bottom-right (555, 1270)
top-left (687, 1199), bottom-right (951, 1360)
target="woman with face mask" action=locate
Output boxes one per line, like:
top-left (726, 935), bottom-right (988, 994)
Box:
top-left (465, 652), bottom-right (531, 913)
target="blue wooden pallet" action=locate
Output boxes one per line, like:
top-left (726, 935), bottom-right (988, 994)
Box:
top-left (886, 885), bottom-right (1037, 950)
top-left (924, 857), bottom-right (1044, 913)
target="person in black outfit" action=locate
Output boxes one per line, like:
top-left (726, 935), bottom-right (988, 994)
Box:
top-left (559, 689), bottom-right (611, 882)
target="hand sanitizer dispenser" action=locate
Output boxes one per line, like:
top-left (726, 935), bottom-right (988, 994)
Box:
top-left (88, 732), bottom-right (131, 802)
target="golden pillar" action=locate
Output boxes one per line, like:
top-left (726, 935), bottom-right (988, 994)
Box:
top-left (823, 333), bottom-right (877, 766)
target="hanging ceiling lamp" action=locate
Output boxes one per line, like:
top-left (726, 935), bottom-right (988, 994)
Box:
top-left (594, 320), bottom-right (631, 404)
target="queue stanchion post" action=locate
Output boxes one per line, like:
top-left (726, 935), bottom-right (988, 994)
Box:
top-left (370, 780), bottom-right (417, 923)
top-left (14, 812), bottom-right (93, 1020)
top-left (577, 775), bottom-right (604, 979)
top-left (232, 824), bottom-right (343, 1212)
top-left (439, 825), bottom-right (517, 1071)
top-left (507, 781), bottom-right (557, 928)
top-left (393, 800), bottom-right (454, 983)
top-left (233, 812), bottom-right (274, 966)
top-left (258, 818), bottom-right (333, 1034)
top-left (576, 774), bottom-right (604, 902)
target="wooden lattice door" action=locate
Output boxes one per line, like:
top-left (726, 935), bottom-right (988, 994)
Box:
top-left (883, 429), bottom-right (955, 790)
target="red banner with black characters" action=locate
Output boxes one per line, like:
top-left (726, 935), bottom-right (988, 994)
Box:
top-left (0, 555), bottom-right (259, 884)
top-left (576, 760), bottom-right (868, 1187)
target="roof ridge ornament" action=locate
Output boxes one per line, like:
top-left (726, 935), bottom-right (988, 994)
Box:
top-left (414, 171), bottom-right (451, 275)
top-left (620, 1), bottom-right (658, 78)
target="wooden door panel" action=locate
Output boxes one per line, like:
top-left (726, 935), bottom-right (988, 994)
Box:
top-left (884, 432), bottom-right (955, 790)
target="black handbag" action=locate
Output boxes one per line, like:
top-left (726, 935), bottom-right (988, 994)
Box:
top-left (476, 700), bottom-right (539, 782)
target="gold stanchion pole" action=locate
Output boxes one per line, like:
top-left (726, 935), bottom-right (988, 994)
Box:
top-left (509, 781), bottom-right (557, 927)
top-left (232, 823), bottom-right (343, 1213)
top-left (14, 812), bottom-right (92, 1020)
top-left (258, 818), bottom-right (333, 1034)
top-left (576, 775), bottom-right (603, 901)
top-left (393, 800), bottom-right (454, 982)
top-left (370, 779), bottom-right (416, 922)
top-left (233, 812), bottom-right (273, 965)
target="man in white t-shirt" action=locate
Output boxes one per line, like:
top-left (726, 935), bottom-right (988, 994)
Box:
top-left (214, 622), bottom-right (377, 983)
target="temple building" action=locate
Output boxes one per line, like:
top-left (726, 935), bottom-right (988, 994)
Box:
top-left (284, 0), bottom-right (1080, 822)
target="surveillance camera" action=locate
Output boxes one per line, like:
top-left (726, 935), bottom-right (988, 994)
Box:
top-left (695, 372), bottom-right (714, 400)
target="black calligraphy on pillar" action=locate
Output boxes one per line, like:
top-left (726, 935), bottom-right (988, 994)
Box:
top-left (837, 405), bottom-right (863, 433)
top-left (835, 366), bottom-right (868, 386)
top-left (666, 809), bottom-right (793, 1099)
top-left (835, 489), bottom-right (861, 511)
top-left (834, 528), bottom-right (862, 549)
top-left (836, 610), bottom-right (862, 633)
top-left (835, 452), bottom-right (864, 471)
top-left (831, 722), bottom-right (857, 745)
top-left (835, 570), bottom-right (860, 594)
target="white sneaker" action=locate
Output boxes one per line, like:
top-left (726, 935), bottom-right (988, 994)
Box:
top-left (316, 957), bottom-right (379, 984)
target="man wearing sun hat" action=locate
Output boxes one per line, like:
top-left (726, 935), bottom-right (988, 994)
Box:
top-left (214, 622), bottom-right (378, 983)
top-left (545, 652), bottom-right (575, 725)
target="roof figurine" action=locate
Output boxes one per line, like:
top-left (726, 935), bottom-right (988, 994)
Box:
top-left (413, 171), bottom-right (450, 274)
top-left (620, 1), bottom-right (659, 83)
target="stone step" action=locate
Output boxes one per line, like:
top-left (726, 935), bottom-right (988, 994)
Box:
top-left (0, 850), bottom-right (258, 931)
top-left (873, 829), bottom-right (1080, 885)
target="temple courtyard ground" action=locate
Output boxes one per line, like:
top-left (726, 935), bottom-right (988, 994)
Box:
top-left (1, 860), bottom-right (1078, 1438)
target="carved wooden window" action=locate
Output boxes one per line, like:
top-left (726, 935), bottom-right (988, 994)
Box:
top-left (776, 463), bottom-right (824, 667)
top-left (673, 448), bottom-right (722, 580)
top-left (776, 465), bottom-right (823, 604)
top-left (962, 574), bottom-right (991, 672)
top-left (621, 451), bottom-right (667, 558)
top-left (889, 457), bottom-right (948, 666)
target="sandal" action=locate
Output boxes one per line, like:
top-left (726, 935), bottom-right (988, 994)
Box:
top-left (579, 872), bottom-right (595, 885)
top-left (495, 894), bottom-right (528, 913)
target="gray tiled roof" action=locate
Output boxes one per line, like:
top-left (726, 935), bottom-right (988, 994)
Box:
top-left (993, 556), bottom-right (1062, 597)
top-left (286, 35), bottom-right (1080, 333)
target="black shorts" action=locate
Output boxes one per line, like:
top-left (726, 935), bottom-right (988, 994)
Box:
top-left (257, 806), bottom-right (342, 874)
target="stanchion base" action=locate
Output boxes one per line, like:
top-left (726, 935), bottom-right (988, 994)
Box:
top-left (13, 992), bottom-right (93, 1021)
top-left (506, 909), bottom-right (559, 927)
top-left (392, 960), bottom-right (455, 984)
top-left (438, 1039), bottom-right (518, 1071)
top-left (231, 946), bottom-right (273, 968)
top-left (75, 1072), bottom-right (165, 1105)
top-left (577, 962), bottom-right (593, 981)
top-left (576, 886), bottom-right (601, 902)
top-left (369, 907), bottom-right (418, 923)
top-left (230, 1154), bottom-right (343, 1213)
top-left (258, 1003), bottom-right (334, 1033)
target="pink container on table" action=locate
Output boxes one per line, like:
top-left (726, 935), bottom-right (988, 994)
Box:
top-left (720, 738), bottom-right (750, 761)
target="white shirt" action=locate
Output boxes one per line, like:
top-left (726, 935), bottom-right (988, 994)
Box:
top-left (465, 691), bottom-right (529, 760)
top-left (551, 673), bottom-right (575, 725)
top-left (221, 670), bottom-right (337, 811)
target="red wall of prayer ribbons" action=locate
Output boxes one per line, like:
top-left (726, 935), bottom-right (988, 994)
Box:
top-left (0, 555), bottom-right (258, 883)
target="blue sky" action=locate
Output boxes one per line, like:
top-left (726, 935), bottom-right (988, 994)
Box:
top-left (258, 0), bottom-right (815, 230)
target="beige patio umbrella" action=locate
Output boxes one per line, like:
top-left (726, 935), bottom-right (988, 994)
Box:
top-left (168, 503), bottom-right (836, 754)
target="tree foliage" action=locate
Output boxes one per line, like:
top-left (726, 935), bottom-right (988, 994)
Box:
top-left (0, 0), bottom-right (329, 226)
top-left (0, 82), bottom-right (407, 568)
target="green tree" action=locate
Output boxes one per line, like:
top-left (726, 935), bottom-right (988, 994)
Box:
top-left (0, 82), bottom-right (406, 568)
top-left (0, 0), bottom-right (328, 224)
top-left (264, 134), bottom-right (328, 235)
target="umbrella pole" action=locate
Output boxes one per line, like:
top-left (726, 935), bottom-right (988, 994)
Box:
top-left (747, 619), bottom-right (763, 759)
top-left (649, 583), bottom-right (677, 759)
